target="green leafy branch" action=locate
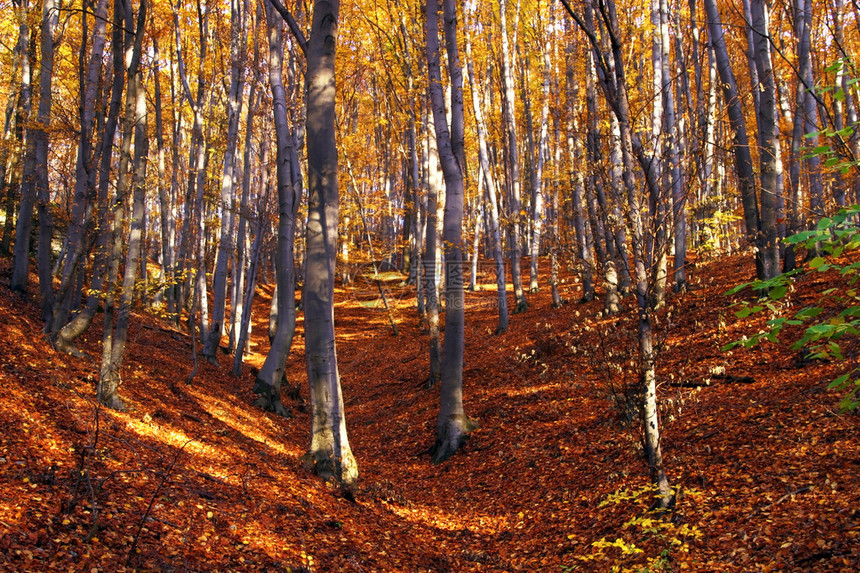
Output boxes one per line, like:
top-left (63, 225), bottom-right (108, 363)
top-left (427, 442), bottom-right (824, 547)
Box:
top-left (723, 206), bottom-right (860, 411)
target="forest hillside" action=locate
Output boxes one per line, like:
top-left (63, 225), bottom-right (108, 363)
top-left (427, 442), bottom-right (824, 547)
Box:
top-left (0, 253), bottom-right (857, 572)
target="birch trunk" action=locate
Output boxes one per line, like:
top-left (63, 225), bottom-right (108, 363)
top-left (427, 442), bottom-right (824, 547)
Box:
top-left (528, 17), bottom-right (552, 294)
top-left (10, 0), bottom-right (33, 296)
top-left (51, 0), bottom-right (109, 333)
top-left (565, 0), bottom-right (672, 506)
top-left (53, 0), bottom-right (127, 354)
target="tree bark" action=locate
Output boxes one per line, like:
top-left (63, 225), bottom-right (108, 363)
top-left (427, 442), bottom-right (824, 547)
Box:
top-left (231, 17), bottom-right (262, 353)
top-left (0, 11), bottom-right (24, 256)
top-left (426, 0), bottom-right (475, 464)
top-left (53, 0), bottom-right (128, 354)
top-left (567, 34), bottom-right (596, 304)
top-left (302, 0), bottom-right (358, 484)
top-left (499, 0), bottom-right (528, 313)
top-left (205, 0), bottom-right (248, 363)
top-left (703, 0), bottom-right (765, 279)
top-left (255, 0), bottom-right (301, 416)
top-left (10, 0), bottom-right (33, 296)
top-left (98, 0), bottom-right (148, 411)
top-left (564, 0), bottom-right (672, 506)
top-left (528, 13), bottom-right (552, 294)
top-left (50, 0), bottom-right (109, 335)
top-left (464, 2), bottom-right (508, 333)
top-left (750, 0), bottom-right (783, 280)
top-left (423, 110), bottom-right (442, 386)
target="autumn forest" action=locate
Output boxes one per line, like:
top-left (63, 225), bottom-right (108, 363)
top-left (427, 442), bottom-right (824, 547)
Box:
top-left (0, 0), bottom-right (858, 569)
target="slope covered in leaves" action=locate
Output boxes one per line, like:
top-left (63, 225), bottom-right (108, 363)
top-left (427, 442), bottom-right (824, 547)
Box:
top-left (0, 253), bottom-right (858, 572)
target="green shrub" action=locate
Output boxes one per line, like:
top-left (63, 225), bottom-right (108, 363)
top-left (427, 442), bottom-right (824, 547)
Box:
top-left (723, 205), bottom-right (860, 411)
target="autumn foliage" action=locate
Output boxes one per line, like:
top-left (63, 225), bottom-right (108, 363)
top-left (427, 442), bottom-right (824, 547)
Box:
top-left (0, 252), bottom-right (858, 571)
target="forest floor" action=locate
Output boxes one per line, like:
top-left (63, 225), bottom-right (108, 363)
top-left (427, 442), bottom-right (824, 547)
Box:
top-left (0, 251), bottom-right (858, 572)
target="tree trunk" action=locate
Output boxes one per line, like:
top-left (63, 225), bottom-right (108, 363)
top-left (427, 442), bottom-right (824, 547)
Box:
top-left (565, 0), bottom-right (672, 506)
top-left (499, 0), bottom-right (527, 313)
top-left (53, 0), bottom-right (128, 354)
top-left (423, 110), bottom-right (442, 385)
top-left (255, 0), bottom-right (301, 416)
top-left (98, 0), bottom-right (147, 411)
top-left (173, 0), bottom-right (210, 317)
top-left (205, 0), bottom-right (248, 363)
top-left (750, 0), bottom-right (783, 280)
top-left (657, 0), bottom-right (686, 292)
top-left (528, 16), bottom-right (552, 294)
top-left (231, 21), bottom-right (261, 353)
top-left (703, 0), bottom-right (765, 279)
top-left (647, 0), bottom-right (669, 308)
top-left (302, 0), bottom-right (358, 484)
top-left (152, 29), bottom-right (177, 320)
top-left (51, 0), bottom-right (109, 334)
top-left (0, 12), bottom-right (24, 256)
top-left (233, 202), bottom-right (268, 377)
top-left (567, 34), bottom-right (596, 303)
top-left (786, 0), bottom-right (824, 271)
top-left (32, 0), bottom-right (58, 327)
top-left (10, 0), bottom-right (34, 296)
top-left (426, 0), bottom-right (475, 464)
top-left (464, 2), bottom-right (508, 333)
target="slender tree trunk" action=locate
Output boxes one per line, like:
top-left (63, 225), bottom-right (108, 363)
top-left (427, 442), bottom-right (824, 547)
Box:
top-left (604, 0), bottom-right (672, 504)
top-left (98, 0), bottom-right (147, 411)
top-left (499, 0), bottom-right (527, 313)
top-left (152, 30), bottom-right (176, 319)
top-left (254, 0), bottom-right (300, 416)
top-left (233, 201), bottom-right (268, 377)
top-left (426, 0), bottom-right (475, 464)
top-left (31, 0), bottom-right (59, 326)
top-left (0, 13), bottom-right (24, 256)
top-left (205, 0), bottom-right (248, 363)
top-left (423, 111), bottom-right (442, 385)
top-left (173, 0), bottom-right (210, 315)
top-left (647, 0), bottom-right (669, 308)
top-left (567, 35), bottom-right (596, 303)
top-left (750, 0), bottom-right (783, 280)
top-left (231, 22), bottom-right (261, 352)
top-left (703, 0), bottom-right (765, 279)
top-left (53, 0), bottom-right (127, 354)
top-left (528, 16), bottom-right (552, 294)
top-left (10, 0), bottom-right (34, 296)
top-left (565, 0), bottom-right (672, 505)
top-left (464, 2), bottom-right (507, 333)
top-left (51, 0), bottom-right (109, 334)
top-left (786, 0), bottom-right (824, 271)
top-left (657, 0), bottom-right (686, 292)
top-left (302, 0), bottom-right (358, 484)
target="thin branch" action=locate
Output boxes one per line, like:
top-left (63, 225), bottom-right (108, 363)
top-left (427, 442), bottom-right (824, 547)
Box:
top-left (126, 439), bottom-right (194, 566)
top-left (268, 0), bottom-right (307, 56)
